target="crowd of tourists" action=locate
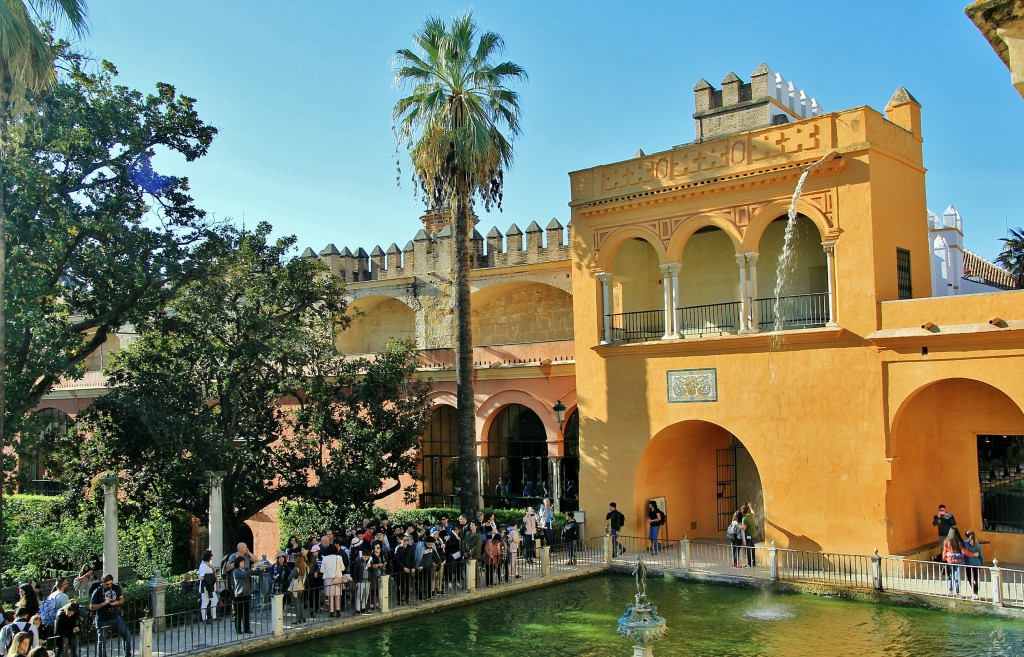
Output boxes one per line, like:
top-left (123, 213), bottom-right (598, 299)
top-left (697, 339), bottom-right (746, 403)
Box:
top-left (200, 499), bottom-right (583, 632)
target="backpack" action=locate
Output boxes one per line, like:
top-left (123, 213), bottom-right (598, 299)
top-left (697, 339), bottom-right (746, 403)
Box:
top-left (2, 620), bottom-right (29, 654)
top-left (39, 592), bottom-right (59, 626)
top-left (726, 523), bottom-right (737, 540)
top-left (617, 511), bottom-right (626, 527)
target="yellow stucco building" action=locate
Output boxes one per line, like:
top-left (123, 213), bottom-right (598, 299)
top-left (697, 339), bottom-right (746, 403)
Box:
top-left (570, 65), bottom-right (1024, 562)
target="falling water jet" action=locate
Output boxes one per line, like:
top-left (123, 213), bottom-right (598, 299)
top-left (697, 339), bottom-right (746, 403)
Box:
top-left (768, 150), bottom-right (839, 383)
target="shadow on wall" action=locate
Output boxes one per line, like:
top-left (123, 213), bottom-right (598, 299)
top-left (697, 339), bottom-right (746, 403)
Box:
top-left (764, 518), bottom-right (822, 553)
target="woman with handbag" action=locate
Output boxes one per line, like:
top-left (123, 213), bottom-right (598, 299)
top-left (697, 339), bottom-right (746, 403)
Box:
top-left (319, 544), bottom-right (345, 618)
top-left (198, 550), bottom-right (219, 623)
top-left (286, 555), bottom-right (307, 624)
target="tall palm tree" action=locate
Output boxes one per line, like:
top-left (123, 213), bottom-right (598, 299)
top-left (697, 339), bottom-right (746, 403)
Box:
top-left (996, 227), bottom-right (1024, 289)
top-left (0, 0), bottom-right (88, 551)
top-left (393, 12), bottom-right (525, 515)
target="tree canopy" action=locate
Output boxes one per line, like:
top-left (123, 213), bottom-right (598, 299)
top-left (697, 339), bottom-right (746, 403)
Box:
top-left (996, 227), bottom-right (1024, 289)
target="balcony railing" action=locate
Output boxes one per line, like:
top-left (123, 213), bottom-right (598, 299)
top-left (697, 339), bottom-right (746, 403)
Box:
top-left (756, 292), bottom-right (830, 330)
top-left (677, 301), bottom-right (741, 337)
top-left (606, 309), bottom-right (665, 343)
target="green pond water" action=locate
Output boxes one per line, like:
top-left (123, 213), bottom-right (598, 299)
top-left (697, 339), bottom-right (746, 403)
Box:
top-left (259, 575), bottom-right (1024, 657)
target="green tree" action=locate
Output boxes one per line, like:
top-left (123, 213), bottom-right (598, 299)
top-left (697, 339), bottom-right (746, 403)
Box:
top-left (0, 0), bottom-right (88, 570)
top-left (3, 50), bottom-right (217, 450)
top-left (996, 227), bottom-right (1024, 289)
top-left (58, 226), bottom-right (430, 549)
top-left (393, 12), bottom-right (526, 514)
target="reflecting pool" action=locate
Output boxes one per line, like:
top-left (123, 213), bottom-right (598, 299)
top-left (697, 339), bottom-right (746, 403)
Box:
top-left (259, 575), bottom-right (1024, 657)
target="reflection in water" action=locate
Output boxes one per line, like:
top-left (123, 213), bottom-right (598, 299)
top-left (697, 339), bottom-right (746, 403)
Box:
top-left (256, 576), bottom-right (1024, 657)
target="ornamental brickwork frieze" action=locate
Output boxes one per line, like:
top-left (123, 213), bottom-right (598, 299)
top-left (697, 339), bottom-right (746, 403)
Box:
top-left (571, 117), bottom-right (832, 204)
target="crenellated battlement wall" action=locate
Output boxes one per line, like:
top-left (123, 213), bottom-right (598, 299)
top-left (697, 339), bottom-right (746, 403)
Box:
top-left (303, 219), bottom-right (571, 284)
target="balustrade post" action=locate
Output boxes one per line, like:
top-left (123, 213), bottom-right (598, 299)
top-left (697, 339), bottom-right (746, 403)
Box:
top-left (659, 264), bottom-right (674, 340)
top-left (604, 534), bottom-right (613, 564)
top-left (670, 264), bottom-right (681, 338)
top-left (746, 252), bottom-right (760, 332)
top-left (769, 541), bottom-right (778, 581)
top-left (148, 571), bottom-right (168, 632)
top-left (822, 241), bottom-right (838, 327)
top-left (380, 575), bottom-right (391, 612)
top-left (540, 546), bottom-right (552, 577)
top-left (735, 254), bottom-right (750, 332)
top-left (467, 559), bottom-right (478, 590)
top-left (597, 272), bottom-right (613, 344)
top-left (680, 536), bottom-right (690, 572)
top-left (990, 559), bottom-right (1004, 606)
top-left (271, 593), bottom-right (284, 636)
top-left (871, 548), bottom-right (883, 591)
top-left (139, 618), bottom-right (154, 657)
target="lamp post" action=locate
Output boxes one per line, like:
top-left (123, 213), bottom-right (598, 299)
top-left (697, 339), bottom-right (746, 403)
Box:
top-left (553, 400), bottom-right (566, 432)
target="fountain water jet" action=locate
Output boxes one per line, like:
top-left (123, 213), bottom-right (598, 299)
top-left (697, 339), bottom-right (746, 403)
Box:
top-left (768, 150), bottom-right (838, 383)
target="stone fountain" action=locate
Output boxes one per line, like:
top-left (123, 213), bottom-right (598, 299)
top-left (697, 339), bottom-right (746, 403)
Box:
top-left (617, 556), bottom-right (667, 657)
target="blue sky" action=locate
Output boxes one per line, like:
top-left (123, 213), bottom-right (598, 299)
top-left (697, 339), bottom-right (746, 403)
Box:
top-left (79, 1), bottom-right (1024, 261)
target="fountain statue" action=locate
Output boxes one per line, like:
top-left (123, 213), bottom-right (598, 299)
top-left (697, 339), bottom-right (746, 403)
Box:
top-left (617, 555), bottom-right (667, 657)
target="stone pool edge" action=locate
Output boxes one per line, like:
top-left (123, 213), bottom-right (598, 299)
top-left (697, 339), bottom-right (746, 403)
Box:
top-left (618, 563), bottom-right (1024, 620)
top-left (190, 565), bottom-right (607, 657)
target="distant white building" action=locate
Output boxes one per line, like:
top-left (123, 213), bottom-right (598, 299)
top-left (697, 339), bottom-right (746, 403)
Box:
top-left (929, 204), bottom-right (1017, 296)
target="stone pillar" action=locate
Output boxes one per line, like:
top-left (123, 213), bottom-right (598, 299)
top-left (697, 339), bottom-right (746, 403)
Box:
top-left (746, 252), bottom-right (760, 332)
top-left (148, 570), bottom-right (168, 631)
top-left (467, 560), bottom-right (478, 591)
top-left (603, 534), bottom-right (612, 564)
top-left (680, 536), bottom-right (690, 572)
top-left (271, 593), bottom-right (284, 636)
top-left (769, 541), bottom-right (778, 581)
top-left (540, 546), bottom-right (551, 577)
top-left (991, 560), bottom-right (1004, 606)
top-left (822, 241), bottom-right (838, 327)
top-left (735, 255), bottom-right (749, 332)
top-left (871, 548), bottom-right (883, 591)
top-left (380, 575), bottom-right (391, 612)
top-left (207, 472), bottom-right (226, 569)
top-left (597, 272), bottom-right (613, 344)
top-left (550, 458), bottom-right (562, 514)
top-left (659, 264), bottom-right (674, 340)
top-left (138, 618), bottom-right (154, 657)
top-left (670, 264), bottom-right (681, 338)
top-left (101, 475), bottom-right (120, 578)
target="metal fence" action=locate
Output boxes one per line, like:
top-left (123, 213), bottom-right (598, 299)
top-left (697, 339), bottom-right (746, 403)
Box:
top-left (755, 292), bottom-right (830, 330)
top-left (676, 301), bottom-right (741, 337)
top-left (607, 310), bottom-right (665, 343)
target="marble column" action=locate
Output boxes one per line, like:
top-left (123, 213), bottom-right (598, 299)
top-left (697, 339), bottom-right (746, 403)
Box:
top-left (735, 254), bottom-right (749, 332)
top-left (670, 264), bottom-right (681, 338)
top-left (823, 241), bottom-right (838, 327)
top-left (658, 264), bottom-right (674, 340)
top-left (597, 272), bottom-right (613, 344)
top-left (207, 471), bottom-right (226, 568)
top-left (746, 252), bottom-right (760, 332)
top-left (101, 475), bottom-right (120, 577)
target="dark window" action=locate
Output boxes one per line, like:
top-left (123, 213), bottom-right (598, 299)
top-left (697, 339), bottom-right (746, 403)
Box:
top-left (20, 408), bottom-right (70, 495)
top-left (897, 248), bottom-right (912, 300)
top-left (978, 435), bottom-right (1024, 534)
top-left (561, 411), bottom-right (580, 512)
top-left (420, 405), bottom-right (458, 507)
top-left (485, 404), bottom-right (548, 508)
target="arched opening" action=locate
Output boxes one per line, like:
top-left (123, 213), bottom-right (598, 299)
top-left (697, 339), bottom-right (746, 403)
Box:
top-left (20, 408), bottom-right (71, 495)
top-left (420, 405), bottom-right (459, 508)
top-left (607, 237), bottom-right (664, 342)
top-left (634, 421), bottom-right (763, 542)
top-left (335, 295), bottom-right (416, 354)
top-left (678, 226), bottom-right (741, 336)
top-left (560, 410), bottom-right (579, 512)
top-left (484, 404), bottom-right (549, 508)
top-left (887, 378), bottom-right (1024, 553)
top-left (472, 282), bottom-right (573, 346)
top-left (754, 215), bottom-right (829, 329)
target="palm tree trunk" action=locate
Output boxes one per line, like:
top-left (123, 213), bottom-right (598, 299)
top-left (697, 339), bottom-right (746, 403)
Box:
top-left (453, 181), bottom-right (479, 516)
top-left (0, 150), bottom-right (7, 569)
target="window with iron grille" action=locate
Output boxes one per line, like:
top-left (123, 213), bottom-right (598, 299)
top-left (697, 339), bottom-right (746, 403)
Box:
top-left (897, 248), bottom-right (912, 300)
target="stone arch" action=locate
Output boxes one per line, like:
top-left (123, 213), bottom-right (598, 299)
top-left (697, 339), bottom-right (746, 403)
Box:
top-left (336, 294), bottom-right (416, 354)
top-left (594, 225), bottom-right (667, 272)
top-left (471, 281), bottom-right (573, 346)
top-left (633, 420), bottom-right (764, 543)
top-left (886, 377), bottom-right (1024, 554)
top-left (665, 213), bottom-right (743, 262)
top-left (426, 389), bottom-right (457, 409)
top-left (744, 199), bottom-right (832, 251)
top-left (478, 389), bottom-right (561, 448)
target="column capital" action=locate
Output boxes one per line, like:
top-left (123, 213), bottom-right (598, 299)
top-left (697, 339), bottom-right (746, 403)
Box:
top-left (745, 251), bottom-right (760, 264)
top-left (821, 240), bottom-right (836, 254)
top-left (206, 471), bottom-right (226, 487)
top-left (596, 271), bottom-right (613, 283)
top-left (735, 253), bottom-right (747, 266)
top-left (659, 262), bottom-right (681, 274)
top-left (99, 475), bottom-right (120, 494)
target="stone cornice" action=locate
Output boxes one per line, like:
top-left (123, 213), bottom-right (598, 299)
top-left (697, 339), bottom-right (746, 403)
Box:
top-left (591, 326), bottom-right (846, 358)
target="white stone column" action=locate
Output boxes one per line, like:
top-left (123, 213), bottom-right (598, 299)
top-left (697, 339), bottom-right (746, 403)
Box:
top-left (550, 458), bottom-right (562, 513)
top-left (735, 254), bottom-right (749, 332)
top-left (670, 264), bottom-right (681, 338)
top-left (659, 264), bottom-right (674, 340)
top-left (101, 475), bottom-right (120, 578)
top-left (597, 272), bottom-right (613, 344)
top-left (822, 241), bottom-right (838, 327)
top-left (207, 471), bottom-right (225, 569)
top-left (746, 252), bottom-right (760, 332)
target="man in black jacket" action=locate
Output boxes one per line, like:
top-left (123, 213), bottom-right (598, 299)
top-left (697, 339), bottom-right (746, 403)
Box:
top-left (606, 502), bottom-right (626, 556)
top-left (393, 535), bottom-right (415, 604)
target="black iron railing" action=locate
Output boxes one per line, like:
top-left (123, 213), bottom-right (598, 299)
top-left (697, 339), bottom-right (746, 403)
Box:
top-left (606, 309), bottom-right (665, 343)
top-left (756, 293), bottom-right (830, 330)
top-left (676, 301), bottom-right (741, 337)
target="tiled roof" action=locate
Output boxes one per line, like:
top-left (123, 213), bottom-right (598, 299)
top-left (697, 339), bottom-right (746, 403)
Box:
top-left (963, 249), bottom-right (1019, 289)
